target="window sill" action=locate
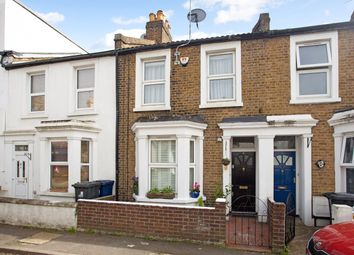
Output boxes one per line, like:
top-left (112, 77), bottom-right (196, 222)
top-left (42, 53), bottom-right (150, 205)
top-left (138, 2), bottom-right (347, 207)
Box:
top-left (290, 97), bottom-right (341, 105)
top-left (67, 110), bottom-right (98, 117)
top-left (38, 191), bottom-right (75, 198)
top-left (133, 105), bottom-right (171, 112)
top-left (134, 194), bottom-right (206, 205)
top-left (21, 114), bottom-right (49, 120)
top-left (199, 101), bottom-right (243, 109)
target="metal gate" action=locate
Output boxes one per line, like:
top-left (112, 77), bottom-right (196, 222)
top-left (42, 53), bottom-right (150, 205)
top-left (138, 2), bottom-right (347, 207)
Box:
top-left (285, 192), bottom-right (296, 245)
top-left (227, 195), bottom-right (270, 249)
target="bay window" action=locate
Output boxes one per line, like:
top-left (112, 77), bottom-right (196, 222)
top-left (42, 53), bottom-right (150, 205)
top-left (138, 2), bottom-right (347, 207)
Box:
top-left (50, 141), bottom-right (68, 192)
top-left (132, 120), bottom-right (206, 203)
top-left (81, 140), bottom-right (90, 182)
top-left (150, 140), bottom-right (176, 191)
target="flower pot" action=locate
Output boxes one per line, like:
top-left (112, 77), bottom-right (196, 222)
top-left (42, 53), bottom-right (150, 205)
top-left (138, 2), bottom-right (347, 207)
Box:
top-left (190, 191), bottom-right (200, 198)
top-left (146, 192), bottom-right (175, 199)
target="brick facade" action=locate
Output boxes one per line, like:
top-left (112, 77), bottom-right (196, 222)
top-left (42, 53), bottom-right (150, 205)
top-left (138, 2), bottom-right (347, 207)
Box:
top-left (268, 199), bottom-right (286, 250)
top-left (116, 27), bottom-right (354, 202)
top-left (77, 199), bottom-right (226, 244)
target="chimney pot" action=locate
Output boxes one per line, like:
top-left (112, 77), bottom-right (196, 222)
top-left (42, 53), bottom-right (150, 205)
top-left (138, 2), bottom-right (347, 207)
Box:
top-left (252, 13), bottom-right (270, 33)
top-left (157, 10), bottom-right (164, 20)
top-left (149, 13), bottom-right (156, 21)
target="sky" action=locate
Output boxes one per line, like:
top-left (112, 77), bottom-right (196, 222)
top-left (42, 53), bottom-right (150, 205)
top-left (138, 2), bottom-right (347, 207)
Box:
top-left (20, 0), bottom-right (354, 53)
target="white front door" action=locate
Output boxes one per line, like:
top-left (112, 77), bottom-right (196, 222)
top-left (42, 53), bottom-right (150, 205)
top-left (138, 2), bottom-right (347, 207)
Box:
top-left (13, 146), bottom-right (30, 199)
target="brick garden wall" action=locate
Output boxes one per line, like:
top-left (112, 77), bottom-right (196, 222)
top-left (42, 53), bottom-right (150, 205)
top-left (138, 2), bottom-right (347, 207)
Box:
top-left (268, 198), bottom-right (286, 250)
top-left (116, 28), bottom-right (354, 202)
top-left (77, 199), bottom-right (226, 244)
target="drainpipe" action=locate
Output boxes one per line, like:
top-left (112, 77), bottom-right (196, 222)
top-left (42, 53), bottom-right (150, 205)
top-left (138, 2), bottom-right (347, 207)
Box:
top-left (115, 49), bottom-right (120, 201)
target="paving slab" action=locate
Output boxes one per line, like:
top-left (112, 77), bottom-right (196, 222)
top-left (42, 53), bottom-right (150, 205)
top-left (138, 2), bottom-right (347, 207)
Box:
top-left (0, 224), bottom-right (262, 255)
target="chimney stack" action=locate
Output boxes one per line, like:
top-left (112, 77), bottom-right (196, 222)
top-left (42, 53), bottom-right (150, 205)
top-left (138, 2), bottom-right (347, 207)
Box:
top-left (351, 11), bottom-right (354, 22)
top-left (252, 13), bottom-right (270, 33)
top-left (145, 10), bottom-right (172, 44)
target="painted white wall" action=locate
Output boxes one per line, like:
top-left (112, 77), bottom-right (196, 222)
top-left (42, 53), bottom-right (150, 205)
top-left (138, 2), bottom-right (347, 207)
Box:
top-left (0, 201), bottom-right (77, 229)
top-left (0, 56), bottom-right (116, 201)
top-left (0, 0), bottom-right (86, 54)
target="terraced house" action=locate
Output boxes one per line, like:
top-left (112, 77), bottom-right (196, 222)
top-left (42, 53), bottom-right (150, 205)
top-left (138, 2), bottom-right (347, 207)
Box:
top-left (115, 10), bottom-right (354, 226)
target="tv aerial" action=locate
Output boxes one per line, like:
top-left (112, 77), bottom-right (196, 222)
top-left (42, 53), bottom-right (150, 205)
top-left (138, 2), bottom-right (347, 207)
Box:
top-left (174, 1), bottom-right (206, 67)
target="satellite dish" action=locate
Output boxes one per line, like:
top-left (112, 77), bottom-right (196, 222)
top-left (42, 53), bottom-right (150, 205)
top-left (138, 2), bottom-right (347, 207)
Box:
top-left (187, 8), bottom-right (206, 28)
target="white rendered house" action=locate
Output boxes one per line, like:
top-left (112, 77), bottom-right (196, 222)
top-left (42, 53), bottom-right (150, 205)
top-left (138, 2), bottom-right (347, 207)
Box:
top-left (0, 52), bottom-right (116, 201)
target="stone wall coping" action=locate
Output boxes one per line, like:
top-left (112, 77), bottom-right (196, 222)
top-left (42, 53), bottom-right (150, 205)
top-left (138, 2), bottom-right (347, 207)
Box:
top-left (0, 197), bottom-right (76, 208)
top-left (79, 199), bottom-right (219, 210)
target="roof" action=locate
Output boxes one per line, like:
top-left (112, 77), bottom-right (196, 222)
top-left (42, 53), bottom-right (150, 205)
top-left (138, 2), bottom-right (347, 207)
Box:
top-left (221, 116), bottom-right (267, 123)
top-left (136, 115), bottom-right (206, 124)
top-left (4, 20), bottom-right (354, 70)
top-left (12, 0), bottom-right (87, 54)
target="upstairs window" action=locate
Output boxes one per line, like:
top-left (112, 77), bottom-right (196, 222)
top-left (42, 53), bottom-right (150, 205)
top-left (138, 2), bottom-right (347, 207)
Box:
top-left (143, 60), bottom-right (165, 104)
top-left (77, 68), bottom-right (94, 109)
top-left (208, 53), bottom-right (235, 101)
top-left (200, 41), bottom-right (242, 108)
top-left (296, 42), bottom-right (331, 96)
top-left (135, 49), bottom-right (171, 112)
top-left (30, 73), bottom-right (45, 112)
top-left (290, 32), bottom-right (339, 104)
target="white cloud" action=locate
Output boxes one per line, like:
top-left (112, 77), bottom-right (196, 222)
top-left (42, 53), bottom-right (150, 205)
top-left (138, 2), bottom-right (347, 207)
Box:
top-left (112, 16), bottom-right (147, 25)
top-left (324, 9), bottom-right (331, 17)
top-left (36, 12), bottom-right (65, 24)
top-left (183, 0), bottom-right (282, 24)
top-left (164, 10), bottom-right (174, 19)
top-left (91, 28), bottom-right (146, 51)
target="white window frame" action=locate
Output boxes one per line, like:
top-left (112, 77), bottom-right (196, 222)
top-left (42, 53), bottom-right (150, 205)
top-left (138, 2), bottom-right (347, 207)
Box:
top-left (135, 49), bottom-right (171, 112)
top-left (189, 139), bottom-right (196, 191)
top-left (207, 52), bottom-right (236, 102)
top-left (75, 66), bottom-right (95, 111)
top-left (142, 59), bottom-right (166, 106)
top-left (290, 31), bottom-right (340, 104)
top-left (28, 72), bottom-right (46, 114)
top-left (296, 41), bottom-right (332, 69)
top-left (340, 135), bottom-right (354, 167)
top-left (80, 140), bottom-right (91, 182)
top-left (148, 138), bottom-right (177, 191)
top-left (200, 41), bottom-right (242, 108)
top-left (50, 140), bottom-right (69, 192)
top-left (296, 68), bottom-right (330, 98)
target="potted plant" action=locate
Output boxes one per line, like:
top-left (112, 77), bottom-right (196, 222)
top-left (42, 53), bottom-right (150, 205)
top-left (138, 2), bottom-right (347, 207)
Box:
top-left (222, 157), bottom-right (231, 166)
top-left (132, 176), bottom-right (138, 195)
top-left (146, 186), bottom-right (175, 199)
top-left (190, 182), bottom-right (200, 198)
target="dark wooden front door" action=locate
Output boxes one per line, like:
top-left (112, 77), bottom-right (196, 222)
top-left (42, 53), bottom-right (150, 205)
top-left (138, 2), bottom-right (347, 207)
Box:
top-left (232, 152), bottom-right (256, 212)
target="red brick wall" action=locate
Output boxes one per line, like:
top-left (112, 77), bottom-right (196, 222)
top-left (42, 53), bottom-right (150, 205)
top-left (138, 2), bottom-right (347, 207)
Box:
top-left (268, 199), bottom-right (286, 250)
top-left (77, 199), bottom-right (226, 244)
top-left (116, 28), bottom-right (354, 202)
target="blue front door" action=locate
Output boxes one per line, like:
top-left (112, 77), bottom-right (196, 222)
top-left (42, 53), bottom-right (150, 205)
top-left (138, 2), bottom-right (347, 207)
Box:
top-left (274, 151), bottom-right (296, 204)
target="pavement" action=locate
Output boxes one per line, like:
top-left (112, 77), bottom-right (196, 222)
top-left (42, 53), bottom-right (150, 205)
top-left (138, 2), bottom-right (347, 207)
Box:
top-left (0, 224), bottom-right (263, 255)
top-left (0, 220), bottom-right (318, 255)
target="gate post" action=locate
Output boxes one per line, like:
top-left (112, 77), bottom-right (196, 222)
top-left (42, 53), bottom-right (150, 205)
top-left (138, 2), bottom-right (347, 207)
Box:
top-left (268, 198), bottom-right (286, 252)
